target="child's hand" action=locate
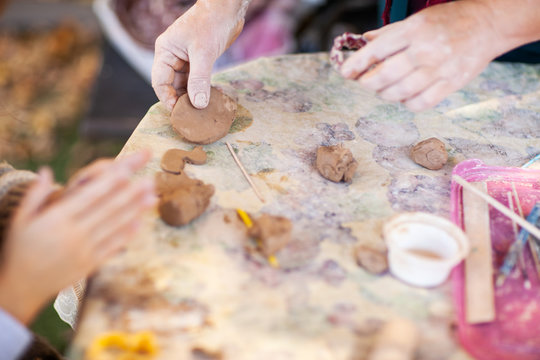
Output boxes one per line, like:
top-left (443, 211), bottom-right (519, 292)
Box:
top-left (0, 151), bottom-right (157, 324)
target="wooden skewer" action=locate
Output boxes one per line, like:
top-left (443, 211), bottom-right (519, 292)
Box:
top-left (453, 175), bottom-right (540, 240)
top-left (512, 182), bottom-right (540, 278)
top-left (226, 142), bottom-right (265, 203)
top-left (507, 192), bottom-right (530, 290)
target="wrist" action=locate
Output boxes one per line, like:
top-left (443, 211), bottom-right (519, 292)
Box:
top-left (470, 0), bottom-right (540, 55)
top-left (0, 269), bottom-right (42, 324)
top-left (195, 0), bottom-right (250, 21)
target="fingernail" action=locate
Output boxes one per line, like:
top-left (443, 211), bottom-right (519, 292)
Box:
top-left (193, 92), bottom-right (208, 108)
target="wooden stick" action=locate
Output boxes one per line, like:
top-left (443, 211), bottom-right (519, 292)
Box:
top-left (463, 181), bottom-right (495, 324)
top-left (512, 182), bottom-right (540, 279)
top-left (507, 192), bottom-right (530, 290)
top-left (226, 142), bottom-right (265, 203)
top-left (453, 175), bottom-right (540, 240)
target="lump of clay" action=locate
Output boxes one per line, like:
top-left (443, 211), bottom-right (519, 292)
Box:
top-left (171, 87), bottom-right (237, 145)
top-left (160, 146), bottom-right (207, 174)
top-left (355, 244), bottom-right (388, 275)
top-left (410, 137), bottom-right (448, 170)
top-left (316, 144), bottom-right (358, 183)
top-left (158, 182), bottom-right (215, 226)
top-left (248, 214), bottom-right (292, 256)
top-left (155, 171), bottom-right (202, 197)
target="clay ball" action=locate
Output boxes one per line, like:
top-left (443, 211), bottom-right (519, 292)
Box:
top-left (410, 137), bottom-right (448, 170)
top-left (316, 144), bottom-right (358, 183)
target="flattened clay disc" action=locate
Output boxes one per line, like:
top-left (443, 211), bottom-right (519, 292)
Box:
top-left (171, 87), bottom-right (237, 145)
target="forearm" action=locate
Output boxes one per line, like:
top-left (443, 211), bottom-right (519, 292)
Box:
top-left (471, 0), bottom-right (540, 54)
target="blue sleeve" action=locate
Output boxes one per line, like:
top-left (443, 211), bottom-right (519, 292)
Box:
top-left (0, 307), bottom-right (32, 360)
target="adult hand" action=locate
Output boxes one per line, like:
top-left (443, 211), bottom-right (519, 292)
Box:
top-left (340, 1), bottom-right (505, 112)
top-left (152, 1), bottom-right (246, 111)
top-left (0, 150), bottom-right (156, 324)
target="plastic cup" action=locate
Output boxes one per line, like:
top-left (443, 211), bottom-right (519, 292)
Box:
top-left (383, 212), bottom-right (470, 287)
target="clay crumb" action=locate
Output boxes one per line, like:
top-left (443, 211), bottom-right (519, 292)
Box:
top-left (410, 137), bottom-right (448, 170)
top-left (171, 87), bottom-right (237, 145)
top-left (248, 214), bottom-right (292, 256)
top-left (316, 144), bottom-right (358, 183)
top-left (355, 244), bottom-right (388, 275)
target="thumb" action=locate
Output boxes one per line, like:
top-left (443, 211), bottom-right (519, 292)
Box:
top-left (187, 51), bottom-right (214, 109)
top-left (16, 167), bottom-right (55, 221)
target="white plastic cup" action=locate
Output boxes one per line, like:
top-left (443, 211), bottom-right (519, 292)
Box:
top-left (383, 212), bottom-right (470, 287)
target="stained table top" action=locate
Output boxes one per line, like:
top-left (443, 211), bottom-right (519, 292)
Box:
top-left (71, 53), bottom-right (540, 360)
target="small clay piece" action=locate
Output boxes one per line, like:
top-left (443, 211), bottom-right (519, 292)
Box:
top-left (248, 214), bottom-right (292, 256)
top-left (316, 144), bottom-right (358, 183)
top-left (410, 137), bottom-right (448, 170)
top-left (161, 149), bottom-right (186, 174)
top-left (171, 87), bottom-right (237, 145)
top-left (355, 244), bottom-right (388, 275)
top-left (155, 172), bottom-right (202, 197)
top-left (160, 146), bottom-right (207, 174)
top-left (158, 182), bottom-right (215, 226)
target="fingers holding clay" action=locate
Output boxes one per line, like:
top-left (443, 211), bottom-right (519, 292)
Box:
top-left (171, 87), bottom-right (237, 145)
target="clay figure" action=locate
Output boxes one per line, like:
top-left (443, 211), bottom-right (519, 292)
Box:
top-left (158, 182), bottom-right (215, 226)
top-left (160, 149), bottom-right (186, 174)
top-left (355, 244), bottom-right (388, 274)
top-left (316, 144), bottom-right (358, 183)
top-left (410, 137), bottom-right (448, 170)
top-left (160, 146), bottom-right (207, 174)
top-left (171, 87), bottom-right (237, 144)
top-left (248, 214), bottom-right (292, 256)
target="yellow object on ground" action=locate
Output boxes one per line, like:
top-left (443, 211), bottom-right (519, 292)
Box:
top-left (87, 331), bottom-right (158, 360)
top-left (237, 208), bottom-right (280, 268)
top-left (236, 208), bottom-right (253, 228)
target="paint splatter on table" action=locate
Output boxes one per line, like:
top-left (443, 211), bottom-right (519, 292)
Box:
top-left (70, 53), bottom-right (540, 359)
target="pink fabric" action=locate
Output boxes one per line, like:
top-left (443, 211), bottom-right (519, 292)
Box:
top-left (450, 159), bottom-right (540, 359)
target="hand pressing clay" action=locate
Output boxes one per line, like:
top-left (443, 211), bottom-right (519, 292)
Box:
top-left (355, 244), bottom-right (388, 274)
top-left (248, 214), bottom-right (292, 256)
top-left (410, 137), bottom-right (448, 170)
top-left (171, 87), bottom-right (237, 144)
top-left (316, 144), bottom-right (358, 183)
top-left (160, 146), bottom-right (207, 174)
top-left (155, 171), bottom-right (202, 197)
top-left (158, 181), bottom-right (215, 226)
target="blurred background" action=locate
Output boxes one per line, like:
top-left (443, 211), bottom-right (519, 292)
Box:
top-left (0, 0), bottom-right (379, 354)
